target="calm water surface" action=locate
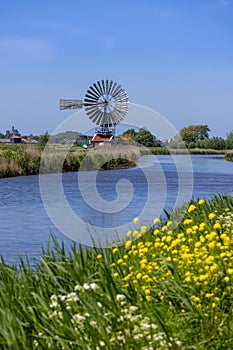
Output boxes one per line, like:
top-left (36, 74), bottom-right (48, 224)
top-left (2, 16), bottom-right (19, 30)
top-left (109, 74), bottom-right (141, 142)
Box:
top-left (0, 154), bottom-right (233, 263)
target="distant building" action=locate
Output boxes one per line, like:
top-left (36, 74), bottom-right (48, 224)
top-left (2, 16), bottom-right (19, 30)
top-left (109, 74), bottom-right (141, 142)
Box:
top-left (91, 133), bottom-right (113, 147)
top-left (6, 126), bottom-right (21, 137)
top-left (10, 135), bottom-right (22, 144)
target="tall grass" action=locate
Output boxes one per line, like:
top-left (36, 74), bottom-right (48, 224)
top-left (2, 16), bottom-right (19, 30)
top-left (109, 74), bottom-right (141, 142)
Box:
top-left (0, 195), bottom-right (233, 349)
top-left (0, 144), bottom-right (140, 178)
top-left (225, 153), bottom-right (233, 161)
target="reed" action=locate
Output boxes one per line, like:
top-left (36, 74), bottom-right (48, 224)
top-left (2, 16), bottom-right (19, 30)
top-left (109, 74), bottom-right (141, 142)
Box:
top-left (0, 144), bottom-right (140, 178)
top-left (0, 195), bottom-right (233, 349)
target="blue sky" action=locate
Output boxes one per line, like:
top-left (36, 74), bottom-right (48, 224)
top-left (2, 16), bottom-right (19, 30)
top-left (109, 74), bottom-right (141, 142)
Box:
top-left (0, 0), bottom-right (233, 137)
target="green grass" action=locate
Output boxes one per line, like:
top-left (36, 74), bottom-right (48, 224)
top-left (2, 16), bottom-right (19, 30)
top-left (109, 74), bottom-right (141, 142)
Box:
top-left (0, 144), bottom-right (140, 178)
top-left (1, 195), bottom-right (233, 349)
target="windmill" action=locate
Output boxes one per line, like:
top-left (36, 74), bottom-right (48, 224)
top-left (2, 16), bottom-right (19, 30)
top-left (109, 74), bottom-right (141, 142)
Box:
top-left (60, 80), bottom-right (129, 144)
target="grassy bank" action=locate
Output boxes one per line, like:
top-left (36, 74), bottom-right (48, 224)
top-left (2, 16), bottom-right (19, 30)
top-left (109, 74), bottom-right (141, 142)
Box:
top-left (142, 147), bottom-right (227, 155)
top-left (0, 145), bottom-right (140, 178)
top-left (225, 153), bottom-right (233, 162)
top-left (1, 195), bottom-right (233, 349)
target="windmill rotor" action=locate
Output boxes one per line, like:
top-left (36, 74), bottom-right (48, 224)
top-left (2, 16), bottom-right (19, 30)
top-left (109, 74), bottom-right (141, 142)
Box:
top-left (84, 80), bottom-right (129, 128)
top-left (60, 79), bottom-right (129, 137)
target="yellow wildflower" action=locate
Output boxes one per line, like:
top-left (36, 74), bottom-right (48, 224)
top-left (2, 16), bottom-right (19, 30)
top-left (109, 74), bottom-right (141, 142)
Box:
top-left (97, 254), bottom-right (102, 259)
top-left (198, 199), bottom-right (205, 205)
top-left (125, 240), bottom-right (132, 249)
top-left (188, 204), bottom-right (196, 213)
top-left (213, 222), bottom-right (221, 230)
top-left (209, 213), bottom-right (216, 220)
top-left (133, 217), bottom-right (139, 224)
top-left (153, 218), bottom-right (160, 224)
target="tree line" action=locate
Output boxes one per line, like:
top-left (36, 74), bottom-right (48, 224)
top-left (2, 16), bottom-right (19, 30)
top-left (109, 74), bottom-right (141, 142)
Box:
top-left (171, 125), bottom-right (233, 150)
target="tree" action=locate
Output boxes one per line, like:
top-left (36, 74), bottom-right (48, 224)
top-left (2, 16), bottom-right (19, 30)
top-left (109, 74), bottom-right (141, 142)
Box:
top-left (123, 128), bottom-right (161, 147)
top-left (226, 130), bottom-right (233, 149)
top-left (180, 125), bottom-right (210, 144)
top-left (38, 131), bottom-right (50, 149)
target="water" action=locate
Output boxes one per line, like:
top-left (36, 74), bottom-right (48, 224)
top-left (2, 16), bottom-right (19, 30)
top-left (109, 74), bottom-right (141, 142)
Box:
top-left (0, 154), bottom-right (233, 263)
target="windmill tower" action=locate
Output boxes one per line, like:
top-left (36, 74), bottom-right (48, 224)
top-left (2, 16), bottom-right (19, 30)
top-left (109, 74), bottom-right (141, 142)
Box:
top-left (60, 80), bottom-right (129, 145)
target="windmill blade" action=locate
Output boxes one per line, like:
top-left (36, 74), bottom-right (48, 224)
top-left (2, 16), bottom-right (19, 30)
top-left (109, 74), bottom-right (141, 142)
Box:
top-left (87, 108), bottom-right (102, 123)
top-left (108, 80), bottom-right (114, 96)
top-left (93, 83), bottom-right (102, 97)
top-left (105, 79), bottom-right (109, 96)
top-left (112, 86), bottom-right (124, 99)
top-left (85, 91), bottom-right (99, 101)
top-left (95, 111), bottom-right (105, 126)
top-left (89, 86), bottom-right (100, 99)
top-left (60, 99), bottom-right (83, 110)
top-left (97, 80), bottom-right (104, 96)
top-left (101, 79), bottom-right (106, 94)
top-left (109, 82), bottom-right (118, 96)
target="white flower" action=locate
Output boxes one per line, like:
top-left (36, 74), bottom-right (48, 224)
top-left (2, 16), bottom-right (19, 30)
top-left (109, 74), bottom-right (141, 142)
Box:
top-left (117, 335), bottom-right (125, 343)
top-left (129, 305), bottom-right (138, 312)
top-left (83, 283), bottom-right (90, 290)
top-left (49, 301), bottom-right (58, 308)
top-left (50, 294), bottom-right (57, 302)
top-left (97, 302), bottom-right (102, 308)
top-left (140, 322), bottom-right (150, 330)
top-left (72, 314), bottom-right (85, 323)
top-left (90, 320), bottom-right (97, 327)
top-left (116, 294), bottom-right (126, 302)
top-left (90, 282), bottom-right (99, 290)
top-left (66, 292), bottom-right (79, 302)
top-left (32, 340), bottom-right (39, 348)
top-left (99, 340), bottom-right (105, 346)
top-left (74, 284), bottom-right (82, 291)
top-left (134, 333), bottom-right (143, 340)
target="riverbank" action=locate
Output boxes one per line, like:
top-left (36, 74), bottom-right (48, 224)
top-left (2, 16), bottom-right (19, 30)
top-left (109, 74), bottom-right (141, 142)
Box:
top-left (225, 153), bottom-right (233, 161)
top-left (1, 144), bottom-right (233, 179)
top-left (0, 144), bottom-right (140, 178)
top-left (0, 195), bottom-right (233, 349)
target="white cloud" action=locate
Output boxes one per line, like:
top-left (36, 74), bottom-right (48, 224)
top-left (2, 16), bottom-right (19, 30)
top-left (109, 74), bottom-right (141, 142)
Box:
top-left (0, 37), bottom-right (52, 63)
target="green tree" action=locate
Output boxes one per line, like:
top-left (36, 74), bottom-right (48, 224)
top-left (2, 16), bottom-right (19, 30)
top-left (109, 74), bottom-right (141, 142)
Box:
top-left (38, 131), bottom-right (50, 149)
top-left (226, 130), bottom-right (233, 149)
top-left (180, 125), bottom-right (210, 144)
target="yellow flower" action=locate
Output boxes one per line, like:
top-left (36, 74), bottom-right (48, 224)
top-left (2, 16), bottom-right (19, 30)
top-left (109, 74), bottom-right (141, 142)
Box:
top-left (183, 219), bottom-right (193, 225)
top-left (97, 254), bottom-right (102, 259)
top-left (133, 217), bottom-right (139, 224)
top-left (188, 204), bottom-right (197, 213)
top-left (213, 222), bottom-right (221, 230)
top-left (125, 240), bottom-right (132, 249)
top-left (141, 225), bottom-right (148, 233)
top-left (113, 272), bottom-right (119, 278)
top-left (209, 213), bottom-right (216, 220)
top-left (227, 268), bottom-right (233, 275)
top-left (153, 229), bottom-right (160, 236)
top-left (198, 199), bottom-right (205, 205)
top-left (223, 276), bottom-right (230, 282)
top-left (112, 248), bottom-right (118, 254)
top-left (153, 218), bottom-right (160, 224)
top-left (117, 259), bottom-right (123, 265)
